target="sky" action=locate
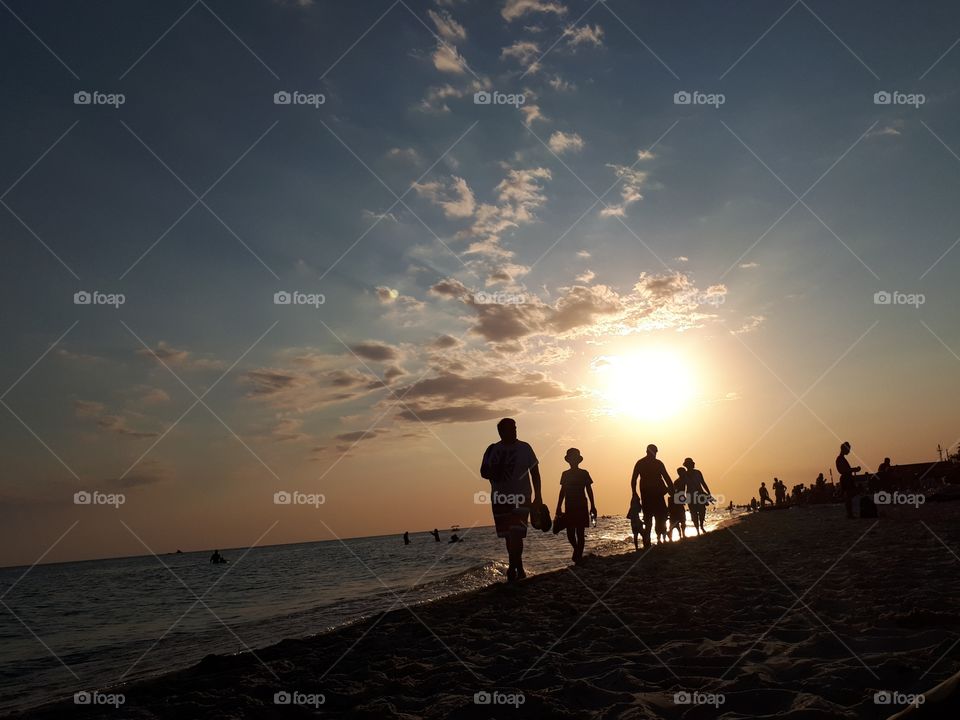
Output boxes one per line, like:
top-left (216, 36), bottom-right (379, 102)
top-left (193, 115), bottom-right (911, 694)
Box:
top-left (2, 0), bottom-right (960, 567)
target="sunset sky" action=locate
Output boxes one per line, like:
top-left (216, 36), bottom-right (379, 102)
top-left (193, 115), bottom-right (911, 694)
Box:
top-left (2, 0), bottom-right (960, 567)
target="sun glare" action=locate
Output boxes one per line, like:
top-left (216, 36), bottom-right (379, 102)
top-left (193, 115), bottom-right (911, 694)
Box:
top-left (592, 349), bottom-right (697, 421)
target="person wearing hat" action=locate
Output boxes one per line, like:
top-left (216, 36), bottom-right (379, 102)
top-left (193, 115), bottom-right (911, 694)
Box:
top-left (480, 418), bottom-right (542, 581)
top-left (556, 448), bottom-right (597, 564)
top-left (630, 444), bottom-right (673, 549)
top-left (836, 441), bottom-right (861, 519)
top-left (682, 457), bottom-right (712, 535)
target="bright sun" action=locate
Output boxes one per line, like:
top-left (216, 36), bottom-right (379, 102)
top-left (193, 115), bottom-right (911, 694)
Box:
top-left (593, 349), bottom-right (697, 421)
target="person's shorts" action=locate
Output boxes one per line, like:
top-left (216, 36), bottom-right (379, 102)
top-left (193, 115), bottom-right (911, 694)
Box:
top-left (493, 503), bottom-right (529, 539)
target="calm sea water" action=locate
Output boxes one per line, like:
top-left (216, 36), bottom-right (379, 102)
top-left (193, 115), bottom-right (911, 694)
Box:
top-left (0, 509), bottom-right (744, 713)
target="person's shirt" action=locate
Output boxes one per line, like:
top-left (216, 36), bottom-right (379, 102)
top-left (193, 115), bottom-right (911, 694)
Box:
top-left (560, 468), bottom-right (592, 502)
top-left (759, 485), bottom-right (770, 498)
top-left (836, 453), bottom-right (853, 480)
top-left (634, 456), bottom-right (670, 498)
top-left (481, 440), bottom-right (538, 495)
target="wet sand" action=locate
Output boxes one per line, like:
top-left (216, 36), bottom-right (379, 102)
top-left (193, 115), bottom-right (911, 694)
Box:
top-left (11, 502), bottom-right (960, 719)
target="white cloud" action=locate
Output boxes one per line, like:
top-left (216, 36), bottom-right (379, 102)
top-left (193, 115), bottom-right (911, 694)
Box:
top-left (548, 74), bottom-right (576, 92)
top-left (520, 103), bottom-right (547, 127)
top-left (739, 261), bottom-right (759, 269)
top-left (432, 43), bottom-right (467, 74)
top-left (428, 9), bottom-right (466, 42)
top-left (732, 315), bottom-right (765, 335)
top-left (548, 130), bottom-right (584, 154)
top-left (386, 147), bottom-right (421, 164)
top-left (502, 0), bottom-right (567, 22)
top-left (563, 24), bottom-right (603, 48)
top-left (413, 175), bottom-right (476, 218)
top-left (501, 40), bottom-right (541, 73)
top-left (576, 269), bottom-right (595, 283)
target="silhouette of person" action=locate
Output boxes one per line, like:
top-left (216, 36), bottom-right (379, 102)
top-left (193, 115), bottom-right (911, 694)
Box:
top-left (759, 482), bottom-right (772, 508)
top-left (836, 441), bottom-right (861, 519)
top-left (556, 448), bottom-right (597, 565)
top-left (878, 457), bottom-right (891, 474)
top-left (209, 550), bottom-right (225, 564)
top-left (630, 444), bottom-right (673, 549)
top-left (683, 458), bottom-right (712, 534)
top-left (403, 532), bottom-right (410, 545)
top-left (431, 528), bottom-right (441, 542)
top-left (449, 533), bottom-right (461, 543)
top-left (669, 467), bottom-right (687, 540)
top-left (750, 497), bottom-right (758, 511)
top-left (627, 496), bottom-right (643, 551)
top-left (480, 418), bottom-right (542, 581)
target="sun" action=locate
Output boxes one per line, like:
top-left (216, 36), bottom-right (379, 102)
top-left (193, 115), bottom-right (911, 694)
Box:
top-left (592, 348), bottom-right (697, 421)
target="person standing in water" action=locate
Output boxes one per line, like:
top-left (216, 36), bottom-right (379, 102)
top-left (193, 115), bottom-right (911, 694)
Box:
top-left (630, 444), bottom-right (673, 549)
top-left (669, 467), bottom-right (688, 541)
top-left (682, 458), bottom-right (712, 535)
top-left (836, 441), bottom-right (861, 519)
top-left (759, 482), bottom-right (772, 508)
top-left (480, 418), bottom-right (542, 581)
top-left (403, 532), bottom-right (410, 545)
top-left (556, 448), bottom-right (597, 565)
top-left (431, 528), bottom-right (441, 542)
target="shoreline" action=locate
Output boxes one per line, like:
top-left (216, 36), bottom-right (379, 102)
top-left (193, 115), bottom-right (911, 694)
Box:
top-left (11, 503), bottom-right (960, 718)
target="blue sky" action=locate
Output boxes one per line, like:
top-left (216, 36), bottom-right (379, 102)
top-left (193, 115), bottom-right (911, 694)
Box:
top-left (2, 0), bottom-right (960, 565)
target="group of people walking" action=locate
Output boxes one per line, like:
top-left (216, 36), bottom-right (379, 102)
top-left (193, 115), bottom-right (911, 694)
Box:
top-left (480, 418), bottom-right (715, 581)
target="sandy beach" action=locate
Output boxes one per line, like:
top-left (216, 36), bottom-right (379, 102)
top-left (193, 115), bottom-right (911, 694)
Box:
top-left (10, 502), bottom-right (960, 719)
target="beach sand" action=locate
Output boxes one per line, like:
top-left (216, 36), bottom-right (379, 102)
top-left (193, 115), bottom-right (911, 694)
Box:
top-left (11, 502), bottom-right (960, 719)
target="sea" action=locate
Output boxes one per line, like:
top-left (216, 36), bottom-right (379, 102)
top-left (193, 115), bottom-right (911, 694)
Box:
top-left (0, 509), bottom-right (745, 713)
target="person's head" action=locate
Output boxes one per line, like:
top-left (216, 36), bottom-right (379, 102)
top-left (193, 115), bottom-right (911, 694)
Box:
top-left (840, 441), bottom-right (851, 456)
top-left (564, 447), bottom-right (583, 468)
top-left (884, 457), bottom-right (891, 464)
top-left (646, 443), bottom-right (658, 457)
top-left (761, 482), bottom-right (766, 487)
top-left (497, 417), bottom-right (517, 442)
top-left (683, 457), bottom-right (695, 470)
top-left (676, 467), bottom-right (687, 479)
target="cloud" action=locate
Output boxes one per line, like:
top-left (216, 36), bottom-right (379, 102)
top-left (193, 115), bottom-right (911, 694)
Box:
top-left (430, 271), bottom-right (727, 345)
top-left (576, 269), bottom-right (595, 283)
top-left (739, 261), bottom-right (759, 269)
top-left (413, 176), bottom-right (476, 218)
top-left (487, 263), bottom-right (531, 285)
top-left (428, 9), bottom-right (466, 42)
top-left (55, 348), bottom-right (103, 363)
top-left (563, 24), bottom-right (603, 48)
top-left (349, 341), bottom-right (401, 362)
top-left (136, 341), bottom-right (225, 371)
top-left (397, 403), bottom-right (513, 423)
top-left (548, 74), bottom-right (576, 92)
top-left (576, 249), bottom-right (591, 258)
top-left (386, 147), bottom-right (421, 163)
top-left (731, 315), bottom-right (765, 335)
top-left (599, 160), bottom-right (650, 218)
top-left (139, 387), bottom-right (170, 405)
top-left (866, 124), bottom-right (902, 139)
top-left (73, 399), bottom-right (159, 439)
top-left (432, 43), bottom-right (467, 74)
top-left (419, 83), bottom-right (465, 113)
top-left (501, 40), bottom-right (541, 73)
top-left (430, 334), bottom-right (463, 349)
top-left (502, 0), bottom-right (567, 22)
top-left (241, 369), bottom-right (309, 397)
top-left (548, 130), bottom-right (584, 154)
top-left (520, 104), bottom-right (547, 127)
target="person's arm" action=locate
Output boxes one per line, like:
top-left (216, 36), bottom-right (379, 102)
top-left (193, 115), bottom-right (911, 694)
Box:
top-left (630, 461), bottom-right (640, 498)
top-left (529, 448), bottom-right (542, 505)
top-left (586, 483), bottom-right (597, 515)
top-left (700, 472), bottom-right (712, 496)
top-left (659, 461), bottom-right (672, 495)
top-left (556, 485), bottom-right (565, 515)
top-left (480, 444), bottom-right (494, 481)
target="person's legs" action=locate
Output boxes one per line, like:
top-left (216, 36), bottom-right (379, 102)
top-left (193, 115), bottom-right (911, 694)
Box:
top-left (576, 527), bottom-right (585, 561)
top-left (566, 526), bottom-right (577, 561)
top-left (641, 509), bottom-right (653, 549)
